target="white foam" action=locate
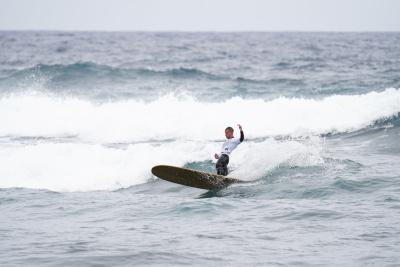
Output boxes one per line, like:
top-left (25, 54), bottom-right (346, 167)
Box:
top-left (0, 138), bottom-right (323, 191)
top-left (229, 137), bottom-right (324, 180)
top-left (0, 141), bottom-right (216, 191)
top-left (0, 88), bottom-right (399, 143)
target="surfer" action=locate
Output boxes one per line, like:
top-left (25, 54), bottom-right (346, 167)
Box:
top-left (214, 124), bottom-right (244, 176)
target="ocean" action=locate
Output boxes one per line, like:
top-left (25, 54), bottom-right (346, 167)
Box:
top-left (0, 31), bottom-right (400, 266)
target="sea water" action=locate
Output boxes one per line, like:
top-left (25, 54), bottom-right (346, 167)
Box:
top-left (0, 31), bottom-right (400, 266)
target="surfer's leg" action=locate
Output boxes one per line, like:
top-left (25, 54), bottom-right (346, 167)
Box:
top-left (216, 154), bottom-right (229, 176)
top-left (216, 157), bottom-right (223, 175)
top-left (222, 154), bottom-right (229, 175)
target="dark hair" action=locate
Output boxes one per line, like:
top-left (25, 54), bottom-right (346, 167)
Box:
top-left (225, 126), bottom-right (234, 132)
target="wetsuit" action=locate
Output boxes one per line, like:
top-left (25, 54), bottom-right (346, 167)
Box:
top-left (216, 130), bottom-right (244, 176)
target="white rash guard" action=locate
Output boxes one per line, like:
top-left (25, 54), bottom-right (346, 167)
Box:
top-left (220, 131), bottom-right (244, 156)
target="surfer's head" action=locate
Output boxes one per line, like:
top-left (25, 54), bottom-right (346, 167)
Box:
top-left (225, 127), bottom-right (234, 139)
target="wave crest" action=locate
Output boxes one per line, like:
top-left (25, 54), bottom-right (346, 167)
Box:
top-left (0, 88), bottom-right (399, 143)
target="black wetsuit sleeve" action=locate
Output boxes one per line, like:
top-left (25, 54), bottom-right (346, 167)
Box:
top-left (240, 130), bottom-right (244, 142)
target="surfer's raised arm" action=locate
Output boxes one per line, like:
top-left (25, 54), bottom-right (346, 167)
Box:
top-left (238, 124), bottom-right (244, 142)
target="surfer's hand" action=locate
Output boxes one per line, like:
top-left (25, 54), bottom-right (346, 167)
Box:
top-left (238, 124), bottom-right (242, 131)
top-left (214, 153), bottom-right (220, 159)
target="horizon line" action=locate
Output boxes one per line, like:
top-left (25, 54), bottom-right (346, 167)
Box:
top-left (1, 29), bottom-right (400, 33)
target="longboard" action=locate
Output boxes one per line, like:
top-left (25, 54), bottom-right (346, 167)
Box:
top-left (151, 165), bottom-right (241, 191)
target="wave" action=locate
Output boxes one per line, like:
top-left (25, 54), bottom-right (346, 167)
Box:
top-left (0, 62), bottom-right (223, 85)
top-left (371, 114), bottom-right (400, 128)
top-left (235, 76), bottom-right (305, 86)
top-left (0, 62), bottom-right (306, 87)
top-left (0, 88), bottom-right (399, 143)
top-left (0, 138), bottom-right (322, 192)
top-left (324, 112), bottom-right (400, 139)
top-left (1, 88), bottom-right (399, 191)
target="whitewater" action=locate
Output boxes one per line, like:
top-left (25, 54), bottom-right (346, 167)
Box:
top-left (1, 31), bottom-right (400, 266)
top-left (1, 89), bottom-right (400, 191)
